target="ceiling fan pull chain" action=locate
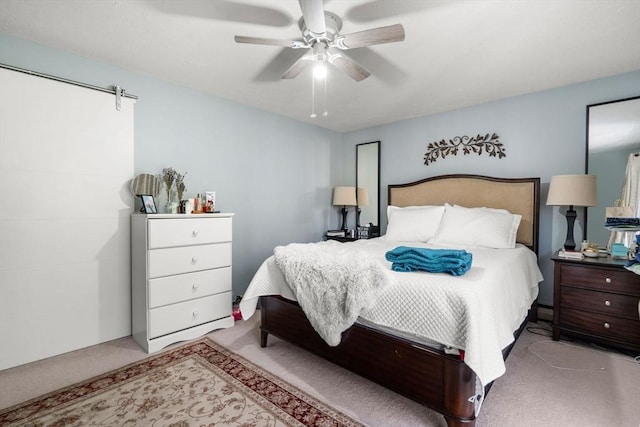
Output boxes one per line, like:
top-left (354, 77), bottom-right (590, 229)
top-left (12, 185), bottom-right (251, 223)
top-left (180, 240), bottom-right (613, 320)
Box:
top-left (310, 76), bottom-right (317, 118)
top-left (322, 75), bottom-right (328, 117)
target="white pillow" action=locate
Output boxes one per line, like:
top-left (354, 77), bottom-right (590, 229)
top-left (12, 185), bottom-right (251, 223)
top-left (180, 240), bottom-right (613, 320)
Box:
top-left (385, 205), bottom-right (445, 242)
top-left (451, 203), bottom-right (510, 215)
top-left (430, 205), bottom-right (521, 248)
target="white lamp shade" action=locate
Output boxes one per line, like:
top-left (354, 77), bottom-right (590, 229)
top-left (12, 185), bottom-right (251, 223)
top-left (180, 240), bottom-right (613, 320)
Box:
top-left (357, 187), bottom-right (369, 206)
top-left (333, 186), bottom-right (357, 206)
top-left (546, 174), bottom-right (597, 207)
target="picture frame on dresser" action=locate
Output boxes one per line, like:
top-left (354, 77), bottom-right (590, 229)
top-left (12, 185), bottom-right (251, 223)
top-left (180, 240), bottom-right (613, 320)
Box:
top-left (140, 194), bottom-right (157, 214)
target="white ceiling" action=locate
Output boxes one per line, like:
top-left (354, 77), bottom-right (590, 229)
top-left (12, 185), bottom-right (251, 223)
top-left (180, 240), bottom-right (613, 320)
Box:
top-left (1, 0), bottom-right (639, 132)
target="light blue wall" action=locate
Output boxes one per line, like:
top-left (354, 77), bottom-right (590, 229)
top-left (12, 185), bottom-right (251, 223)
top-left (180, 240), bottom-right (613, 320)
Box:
top-left (0, 34), bottom-right (344, 297)
top-left (342, 71), bottom-right (640, 305)
top-left (2, 33), bottom-right (639, 307)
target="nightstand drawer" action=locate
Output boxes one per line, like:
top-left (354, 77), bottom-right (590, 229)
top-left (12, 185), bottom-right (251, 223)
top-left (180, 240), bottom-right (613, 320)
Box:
top-left (560, 286), bottom-right (640, 320)
top-left (149, 267), bottom-right (231, 308)
top-left (148, 292), bottom-right (232, 339)
top-left (148, 243), bottom-right (231, 278)
top-left (148, 217), bottom-right (232, 248)
top-left (560, 307), bottom-right (640, 344)
top-left (560, 264), bottom-right (640, 294)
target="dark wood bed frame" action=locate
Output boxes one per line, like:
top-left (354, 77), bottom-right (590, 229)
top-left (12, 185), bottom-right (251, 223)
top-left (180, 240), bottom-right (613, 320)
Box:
top-left (259, 175), bottom-right (541, 427)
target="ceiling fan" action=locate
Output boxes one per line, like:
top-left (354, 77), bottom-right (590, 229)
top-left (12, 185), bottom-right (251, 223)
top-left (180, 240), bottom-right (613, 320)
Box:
top-left (234, 0), bottom-right (405, 82)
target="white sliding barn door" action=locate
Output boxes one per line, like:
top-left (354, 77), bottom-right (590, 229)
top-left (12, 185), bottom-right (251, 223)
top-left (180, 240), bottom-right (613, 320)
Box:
top-left (0, 68), bottom-right (135, 370)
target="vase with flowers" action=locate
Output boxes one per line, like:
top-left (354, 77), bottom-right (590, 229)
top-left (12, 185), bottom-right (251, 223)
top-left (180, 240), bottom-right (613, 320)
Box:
top-left (159, 167), bottom-right (177, 213)
top-left (176, 171), bottom-right (187, 202)
top-left (158, 167), bottom-right (188, 213)
top-left (176, 171), bottom-right (188, 213)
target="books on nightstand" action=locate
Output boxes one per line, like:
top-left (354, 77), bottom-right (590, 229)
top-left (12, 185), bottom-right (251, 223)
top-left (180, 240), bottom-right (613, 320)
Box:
top-left (558, 249), bottom-right (584, 260)
top-left (326, 229), bottom-right (346, 237)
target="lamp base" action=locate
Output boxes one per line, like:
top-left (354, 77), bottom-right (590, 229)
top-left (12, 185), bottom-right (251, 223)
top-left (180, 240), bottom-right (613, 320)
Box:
top-left (563, 206), bottom-right (577, 250)
top-left (340, 206), bottom-right (349, 232)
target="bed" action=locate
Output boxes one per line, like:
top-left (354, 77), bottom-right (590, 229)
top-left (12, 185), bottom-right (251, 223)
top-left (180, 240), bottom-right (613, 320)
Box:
top-left (240, 174), bottom-right (541, 427)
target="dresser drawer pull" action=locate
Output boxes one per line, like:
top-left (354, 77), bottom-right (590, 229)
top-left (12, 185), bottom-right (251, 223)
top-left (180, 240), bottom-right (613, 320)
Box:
top-left (191, 256), bottom-right (198, 264)
top-left (604, 277), bottom-right (612, 284)
top-left (192, 283), bottom-right (199, 291)
top-left (604, 300), bottom-right (611, 306)
top-left (192, 310), bottom-right (198, 319)
top-left (603, 322), bottom-right (610, 329)
top-left (192, 230), bottom-right (199, 238)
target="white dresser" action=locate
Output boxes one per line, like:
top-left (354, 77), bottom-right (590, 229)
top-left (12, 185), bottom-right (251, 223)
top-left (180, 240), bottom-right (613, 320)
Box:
top-left (131, 213), bottom-right (235, 353)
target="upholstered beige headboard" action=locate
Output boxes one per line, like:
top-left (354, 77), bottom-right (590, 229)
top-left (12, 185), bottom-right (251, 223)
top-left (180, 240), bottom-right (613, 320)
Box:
top-left (388, 174), bottom-right (540, 254)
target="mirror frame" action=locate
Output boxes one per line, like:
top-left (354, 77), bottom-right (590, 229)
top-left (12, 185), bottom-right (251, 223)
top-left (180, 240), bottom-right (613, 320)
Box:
top-left (585, 95), bottom-right (640, 243)
top-left (356, 141), bottom-right (381, 229)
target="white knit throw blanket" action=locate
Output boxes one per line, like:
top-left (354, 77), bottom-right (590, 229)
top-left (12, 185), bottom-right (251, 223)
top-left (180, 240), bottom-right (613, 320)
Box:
top-left (273, 241), bottom-right (389, 346)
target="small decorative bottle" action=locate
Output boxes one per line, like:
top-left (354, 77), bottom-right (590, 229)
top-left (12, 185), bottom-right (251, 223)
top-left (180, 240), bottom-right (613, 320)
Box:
top-left (580, 240), bottom-right (589, 252)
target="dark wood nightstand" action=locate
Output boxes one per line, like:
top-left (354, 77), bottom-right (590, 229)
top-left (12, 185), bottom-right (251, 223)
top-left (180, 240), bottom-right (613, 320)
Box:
top-left (551, 252), bottom-right (640, 353)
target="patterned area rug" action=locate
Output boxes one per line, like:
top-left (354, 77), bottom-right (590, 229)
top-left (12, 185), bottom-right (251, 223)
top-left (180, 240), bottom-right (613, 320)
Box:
top-left (0, 338), bottom-right (364, 426)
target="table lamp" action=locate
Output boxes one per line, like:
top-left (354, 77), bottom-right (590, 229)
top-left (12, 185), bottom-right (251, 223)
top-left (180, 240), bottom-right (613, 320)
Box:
top-left (333, 186), bottom-right (357, 232)
top-left (356, 187), bottom-right (369, 227)
top-left (546, 174), bottom-right (597, 250)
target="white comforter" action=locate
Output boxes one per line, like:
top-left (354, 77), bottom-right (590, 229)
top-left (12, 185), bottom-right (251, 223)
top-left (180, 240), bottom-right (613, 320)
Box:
top-left (240, 238), bottom-right (542, 389)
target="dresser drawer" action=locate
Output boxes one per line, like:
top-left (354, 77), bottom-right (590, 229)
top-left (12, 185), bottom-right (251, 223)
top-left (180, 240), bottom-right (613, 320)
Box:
top-left (148, 292), bottom-right (232, 339)
top-left (149, 267), bottom-right (231, 308)
top-left (560, 286), bottom-right (640, 320)
top-left (148, 217), bottom-right (232, 248)
top-left (148, 242), bottom-right (231, 278)
top-left (560, 307), bottom-right (640, 344)
top-left (560, 264), bottom-right (640, 295)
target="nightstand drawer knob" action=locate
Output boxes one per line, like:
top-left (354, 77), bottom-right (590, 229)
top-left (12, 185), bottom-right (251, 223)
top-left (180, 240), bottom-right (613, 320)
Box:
top-left (191, 256), bottom-right (198, 264)
top-left (603, 322), bottom-right (610, 329)
top-left (192, 283), bottom-right (199, 291)
top-left (605, 277), bottom-right (612, 284)
top-left (193, 310), bottom-right (198, 319)
top-left (604, 300), bottom-right (611, 306)
top-left (192, 230), bottom-right (199, 238)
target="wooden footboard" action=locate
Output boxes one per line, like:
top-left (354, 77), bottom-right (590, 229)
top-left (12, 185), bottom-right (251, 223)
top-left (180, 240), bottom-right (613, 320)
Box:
top-left (260, 295), bottom-right (479, 427)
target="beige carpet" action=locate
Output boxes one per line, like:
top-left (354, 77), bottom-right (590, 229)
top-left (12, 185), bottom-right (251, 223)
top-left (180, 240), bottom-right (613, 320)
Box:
top-left (1, 316), bottom-right (639, 426)
top-left (0, 338), bottom-right (363, 426)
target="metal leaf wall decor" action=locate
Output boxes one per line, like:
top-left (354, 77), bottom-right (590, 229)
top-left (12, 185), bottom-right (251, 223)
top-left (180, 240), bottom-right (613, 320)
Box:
top-left (423, 133), bottom-right (506, 166)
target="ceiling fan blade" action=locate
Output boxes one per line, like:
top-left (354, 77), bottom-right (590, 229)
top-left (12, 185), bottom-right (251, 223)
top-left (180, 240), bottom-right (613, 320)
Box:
top-left (253, 49), bottom-right (309, 82)
top-left (234, 35), bottom-right (307, 49)
top-left (327, 48), bottom-right (370, 82)
top-left (344, 48), bottom-right (408, 86)
top-left (334, 24), bottom-right (405, 49)
top-left (282, 53), bottom-right (314, 79)
top-left (299, 0), bottom-right (326, 36)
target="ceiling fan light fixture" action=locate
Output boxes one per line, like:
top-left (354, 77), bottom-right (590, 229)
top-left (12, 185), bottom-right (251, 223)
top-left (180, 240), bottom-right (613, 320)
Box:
top-left (313, 62), bottom-right (327, 80)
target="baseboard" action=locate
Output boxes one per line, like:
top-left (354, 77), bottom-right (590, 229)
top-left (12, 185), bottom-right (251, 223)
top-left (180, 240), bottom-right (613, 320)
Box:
top-left (537, 305), bottom-right (553, 322)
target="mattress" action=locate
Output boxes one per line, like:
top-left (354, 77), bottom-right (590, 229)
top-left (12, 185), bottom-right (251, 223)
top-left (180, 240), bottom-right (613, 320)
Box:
top-left (240, 237), bottom-right (542, 389)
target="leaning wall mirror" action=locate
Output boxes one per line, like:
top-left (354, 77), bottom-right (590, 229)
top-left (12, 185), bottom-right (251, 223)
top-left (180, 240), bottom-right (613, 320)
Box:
top-left (130, 173), bottom-right (161, 197)
top-left (586, 96), bottom-right (640, 247)
top-left (356, 141), bottom-right (380, 233)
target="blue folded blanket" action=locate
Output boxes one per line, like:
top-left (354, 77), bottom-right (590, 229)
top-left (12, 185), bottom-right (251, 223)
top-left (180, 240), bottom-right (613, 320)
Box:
top-left (385, 246), bottom-right (472, 276)
top-left (605, 217), bottom-right (640, 227)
